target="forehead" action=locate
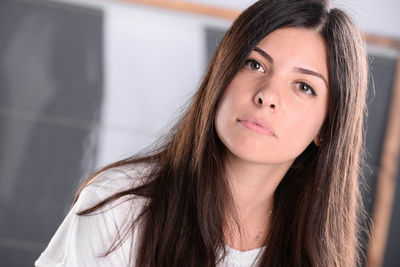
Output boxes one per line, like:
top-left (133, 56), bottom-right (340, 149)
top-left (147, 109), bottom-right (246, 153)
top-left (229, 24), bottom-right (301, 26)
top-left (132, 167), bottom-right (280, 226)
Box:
top-left (255, 27), bottom-right (329, 78)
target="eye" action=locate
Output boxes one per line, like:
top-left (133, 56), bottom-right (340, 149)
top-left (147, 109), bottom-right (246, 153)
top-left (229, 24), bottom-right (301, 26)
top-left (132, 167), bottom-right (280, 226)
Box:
top-left (295, 82), bottom-right (317, 96)
top-left (244, 59), bottom-right (266, 73)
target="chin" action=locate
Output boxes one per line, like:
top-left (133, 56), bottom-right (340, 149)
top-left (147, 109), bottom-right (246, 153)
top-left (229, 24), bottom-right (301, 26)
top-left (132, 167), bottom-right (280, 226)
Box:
top-left (227, 148), bottom-right (275, 165)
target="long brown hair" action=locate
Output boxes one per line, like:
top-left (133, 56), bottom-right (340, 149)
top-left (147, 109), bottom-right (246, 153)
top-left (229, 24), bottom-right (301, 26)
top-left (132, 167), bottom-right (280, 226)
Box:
top-left (76, 0), bottom-right (368, 266)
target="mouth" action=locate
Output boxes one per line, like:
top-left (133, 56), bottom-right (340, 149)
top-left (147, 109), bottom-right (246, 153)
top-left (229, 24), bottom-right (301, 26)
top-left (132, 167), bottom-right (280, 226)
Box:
top-left (237, 117), bottom-right (276, 137)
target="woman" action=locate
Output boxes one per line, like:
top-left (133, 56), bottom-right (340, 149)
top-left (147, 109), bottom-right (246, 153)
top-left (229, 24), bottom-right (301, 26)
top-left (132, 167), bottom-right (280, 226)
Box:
top-left (36, 0), bottom-right (368, 266)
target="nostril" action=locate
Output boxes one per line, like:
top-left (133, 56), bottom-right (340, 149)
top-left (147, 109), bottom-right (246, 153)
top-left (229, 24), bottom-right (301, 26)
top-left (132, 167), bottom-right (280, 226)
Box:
top-left (270, 104), bottom-right (275, 109)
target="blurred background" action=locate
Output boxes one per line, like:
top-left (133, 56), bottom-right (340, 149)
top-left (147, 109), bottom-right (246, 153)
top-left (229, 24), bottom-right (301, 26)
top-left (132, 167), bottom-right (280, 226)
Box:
top-left (0, 0), bottom-right (399, 266)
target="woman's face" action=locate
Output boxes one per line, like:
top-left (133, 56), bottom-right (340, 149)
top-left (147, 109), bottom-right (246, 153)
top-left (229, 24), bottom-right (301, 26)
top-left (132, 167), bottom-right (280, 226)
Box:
top-left (215, 27), bottom-right (329, 166)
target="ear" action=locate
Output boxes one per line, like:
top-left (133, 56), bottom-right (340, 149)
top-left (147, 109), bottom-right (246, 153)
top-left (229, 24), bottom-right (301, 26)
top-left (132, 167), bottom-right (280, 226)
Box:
top-left (313, 135), bottom-right (322, 147)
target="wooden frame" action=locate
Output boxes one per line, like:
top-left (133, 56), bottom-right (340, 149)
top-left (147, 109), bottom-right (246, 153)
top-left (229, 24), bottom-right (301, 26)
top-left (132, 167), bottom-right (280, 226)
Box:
top-left (118, 1), bottom-right (400, 266)
top-left (118, 0), bottom-right (240, 20)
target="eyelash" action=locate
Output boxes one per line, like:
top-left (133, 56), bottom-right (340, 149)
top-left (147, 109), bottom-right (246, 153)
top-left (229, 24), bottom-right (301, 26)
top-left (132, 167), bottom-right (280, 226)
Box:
top-left (295, 82), bottom-right (317, 96)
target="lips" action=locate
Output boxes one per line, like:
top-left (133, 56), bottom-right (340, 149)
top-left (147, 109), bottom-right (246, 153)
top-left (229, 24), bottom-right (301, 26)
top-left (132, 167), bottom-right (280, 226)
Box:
top-left (238, 117), bottom-right (276, 137)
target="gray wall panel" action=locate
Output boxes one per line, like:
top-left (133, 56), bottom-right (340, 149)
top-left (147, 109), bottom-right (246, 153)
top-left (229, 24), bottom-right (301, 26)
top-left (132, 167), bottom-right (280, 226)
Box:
top-left (0, 0), bottom-right (103, 265)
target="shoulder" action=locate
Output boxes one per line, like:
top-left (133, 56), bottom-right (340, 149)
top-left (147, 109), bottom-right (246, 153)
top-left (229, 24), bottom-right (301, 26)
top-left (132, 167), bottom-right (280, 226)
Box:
top-left (35, 162), bottom-right (151, 266)
top-left (86, 162), bottom-right (151, 195)
top-left (76, 162), bottom-right (152, 211)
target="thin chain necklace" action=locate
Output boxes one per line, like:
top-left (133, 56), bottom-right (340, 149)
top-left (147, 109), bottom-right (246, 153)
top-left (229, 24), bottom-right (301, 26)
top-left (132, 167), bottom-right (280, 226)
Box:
top-left (251, 209), bottom-right (273, 267)
top-left (253, 209), bottom-right (272, 242)
top-left (254, 231), bottom-right (263, 242)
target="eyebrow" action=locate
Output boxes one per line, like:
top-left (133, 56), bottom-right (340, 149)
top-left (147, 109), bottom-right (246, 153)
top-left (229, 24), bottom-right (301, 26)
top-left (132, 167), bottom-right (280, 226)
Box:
top-left (254, 47), bottom-right (273, 64)
top-left (293, 67), bottom-right (328, 87)
top-left (253, 46), bottom-right (328, 87)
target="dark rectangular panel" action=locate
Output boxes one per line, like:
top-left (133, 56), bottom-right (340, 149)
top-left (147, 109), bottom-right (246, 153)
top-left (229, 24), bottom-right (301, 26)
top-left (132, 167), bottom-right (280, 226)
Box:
top-left (0, 0), bottom-right (104, 265)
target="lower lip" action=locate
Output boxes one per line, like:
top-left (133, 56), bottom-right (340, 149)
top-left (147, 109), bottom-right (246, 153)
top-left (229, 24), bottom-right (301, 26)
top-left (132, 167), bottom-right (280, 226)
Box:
top-left (239, 120), bottom-right (274, 136)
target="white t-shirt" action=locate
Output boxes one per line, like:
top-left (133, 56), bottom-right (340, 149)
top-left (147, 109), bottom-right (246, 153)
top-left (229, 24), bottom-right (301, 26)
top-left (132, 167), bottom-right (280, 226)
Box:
top-left (35, 164), bottom-right (265, 267)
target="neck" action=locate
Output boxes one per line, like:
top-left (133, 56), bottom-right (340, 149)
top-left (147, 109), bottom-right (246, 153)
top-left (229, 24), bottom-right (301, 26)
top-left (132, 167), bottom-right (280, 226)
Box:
top-left (223, 152), bottom-right (294, 251)
top-left (226, 152), bottom-right (293, 214)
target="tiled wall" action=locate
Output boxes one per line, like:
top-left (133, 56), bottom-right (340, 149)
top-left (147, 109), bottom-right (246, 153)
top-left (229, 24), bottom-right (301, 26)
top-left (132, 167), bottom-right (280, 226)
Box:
top-left (0, 0), bottom-right (103, 265)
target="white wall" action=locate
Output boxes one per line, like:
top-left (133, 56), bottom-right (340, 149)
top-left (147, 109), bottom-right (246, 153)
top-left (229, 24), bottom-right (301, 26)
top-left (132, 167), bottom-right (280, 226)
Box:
top-left (97, 2), bottom-right (230, 167)
top-left (333, 0), bottom-right (400, 39)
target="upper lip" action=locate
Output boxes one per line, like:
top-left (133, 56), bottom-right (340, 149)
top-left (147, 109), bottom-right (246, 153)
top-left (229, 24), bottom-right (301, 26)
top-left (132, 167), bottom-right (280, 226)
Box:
top-left (238, 116), bottom-right (276, 137)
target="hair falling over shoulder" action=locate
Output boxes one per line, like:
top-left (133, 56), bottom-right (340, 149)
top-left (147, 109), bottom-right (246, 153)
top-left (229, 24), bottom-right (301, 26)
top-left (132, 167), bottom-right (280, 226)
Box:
top-left (75, 0), bottom-right (369, 266)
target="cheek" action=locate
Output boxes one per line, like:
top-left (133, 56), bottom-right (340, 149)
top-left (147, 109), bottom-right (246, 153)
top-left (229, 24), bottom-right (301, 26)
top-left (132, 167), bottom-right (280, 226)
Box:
top-left (215, 102), bottom-right (237, 151)
top-left (282, 109), bottom-right (326, 152)
top-left (215, 92), bottom-right (257, 160)
top-left (214, 84), bottom-right (244, 132)
top-left (215, 94), bottom-right (232, 144)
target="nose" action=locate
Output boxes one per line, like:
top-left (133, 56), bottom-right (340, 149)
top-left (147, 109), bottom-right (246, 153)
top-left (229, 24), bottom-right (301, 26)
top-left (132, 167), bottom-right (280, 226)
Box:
top-left (253, 84), bottom-right (279, 112)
